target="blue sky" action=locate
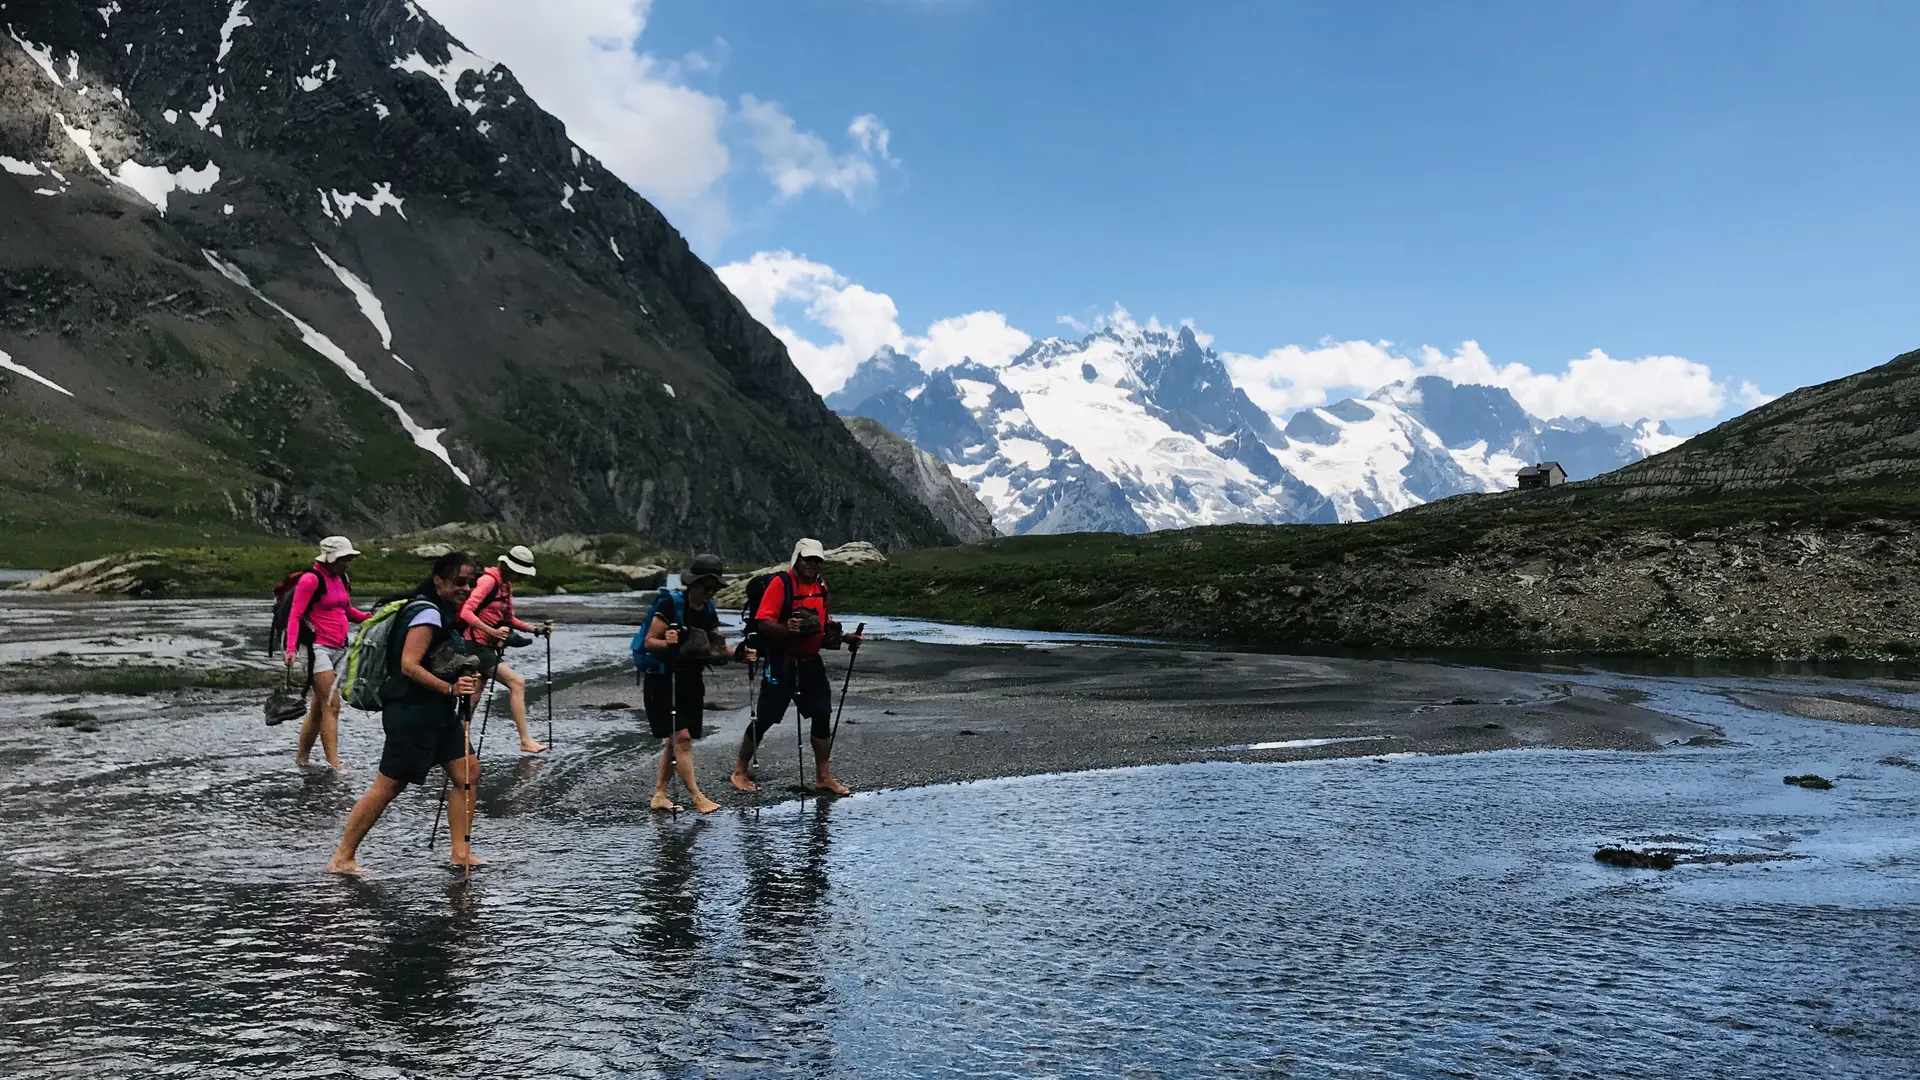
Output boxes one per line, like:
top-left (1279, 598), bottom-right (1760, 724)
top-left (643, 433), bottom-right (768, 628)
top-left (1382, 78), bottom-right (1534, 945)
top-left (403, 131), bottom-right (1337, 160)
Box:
top-left (429, 1), bottom-right (1920, 429)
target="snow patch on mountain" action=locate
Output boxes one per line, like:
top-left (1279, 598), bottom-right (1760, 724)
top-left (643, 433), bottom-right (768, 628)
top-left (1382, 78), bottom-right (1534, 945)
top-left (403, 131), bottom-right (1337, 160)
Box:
top-left (392, 42), bottom-right (495, 115)
top-left (313, 246), bottom-right (394, 350)
top-left (216, 1), bottom-right (252, 65)
top-left (0, 347), bottom-right (74, 397)
top-left (203, 251), bottom-right (469, 485)
top-left (112, 159), bottom-right (218, 214)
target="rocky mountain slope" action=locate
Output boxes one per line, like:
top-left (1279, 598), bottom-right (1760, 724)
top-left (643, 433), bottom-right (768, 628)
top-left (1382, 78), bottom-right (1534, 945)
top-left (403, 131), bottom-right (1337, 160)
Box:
top-left (841, 416), bottom-right (997, 544)
top-left (0, 0), bottom-right (952, 565)
top-left (832, 324), bottom-right (1673, 535)
top-left (831, 348), bottom-right (1920, 662)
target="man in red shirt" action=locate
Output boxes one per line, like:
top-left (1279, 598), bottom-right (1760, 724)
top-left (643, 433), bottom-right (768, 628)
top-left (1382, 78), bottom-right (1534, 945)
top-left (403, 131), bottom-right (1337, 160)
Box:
top-left (731, 538), bottom-right (861, 795)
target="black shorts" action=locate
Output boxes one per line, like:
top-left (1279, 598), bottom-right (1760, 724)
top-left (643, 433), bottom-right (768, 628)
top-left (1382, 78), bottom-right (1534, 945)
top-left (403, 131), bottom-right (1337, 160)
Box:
top-left (643, 669), bottom-right (705, 739)
top-left (758, 654), bottom-right (833, 741)
top-left (377, 701), bottom-right (468, 786)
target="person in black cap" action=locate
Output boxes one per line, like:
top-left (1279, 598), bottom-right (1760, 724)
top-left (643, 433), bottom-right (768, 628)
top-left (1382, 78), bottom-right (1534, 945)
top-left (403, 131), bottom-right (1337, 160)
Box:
top-left (637, 554), bottom-right (732, 813)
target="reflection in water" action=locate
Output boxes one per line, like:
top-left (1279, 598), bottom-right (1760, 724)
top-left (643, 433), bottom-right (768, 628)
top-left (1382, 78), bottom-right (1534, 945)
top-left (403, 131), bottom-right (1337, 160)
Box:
top-left (0, 673), bottom-right (1916, 1077)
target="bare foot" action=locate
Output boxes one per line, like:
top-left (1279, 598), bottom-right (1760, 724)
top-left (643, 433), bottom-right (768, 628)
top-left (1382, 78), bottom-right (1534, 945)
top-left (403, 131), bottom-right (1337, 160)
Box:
top-left (294, 753), bottom-right (310, 768)
top-left (521, 741), bottom-right (549, 754)
top-left (326, 855), bottom-right (363, 876)
top-left (325, 759), bottom-right (343, 771)
top-left (650, 792), bottom-right (684, 812)
top-left (449, 852), bottom-right (488, 868)
top-left (729, 769), bottom-right (759, 793)
top-left (693, 795), bottom-right (721, 814)
top-left (815, 777), bottom-right (852, 796)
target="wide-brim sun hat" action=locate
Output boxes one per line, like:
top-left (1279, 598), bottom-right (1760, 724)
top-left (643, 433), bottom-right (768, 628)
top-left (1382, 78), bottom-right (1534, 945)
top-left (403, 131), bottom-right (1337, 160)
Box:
top-left (684, 553), bottom-right (725, 590)
top-left (317, 535), bottom-right (361, 563)
top-left (789, 537), bottom-right (825, 566)
top-left (500, 545), bottom-right (538, 576)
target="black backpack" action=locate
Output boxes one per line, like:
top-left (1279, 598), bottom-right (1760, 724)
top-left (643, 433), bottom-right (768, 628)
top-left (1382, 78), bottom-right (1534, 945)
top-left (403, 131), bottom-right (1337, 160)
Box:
top-left (741, 570), bottom-right (827, 631)
top-left (266, 568), bottom-right (326, 655)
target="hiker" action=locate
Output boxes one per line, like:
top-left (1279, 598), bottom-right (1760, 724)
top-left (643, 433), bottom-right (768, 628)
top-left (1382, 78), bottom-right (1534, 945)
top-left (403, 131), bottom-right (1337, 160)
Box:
top-left (731, 539), bottom-right (862, 796)
top-left (329, 551), bottom-right (487, 875)
top-left (637, 554), bottom-right (731, 814)
top-left (458, 545), bottom-right (553, 754)
top-left (281, 535), bottom-right (371, 770)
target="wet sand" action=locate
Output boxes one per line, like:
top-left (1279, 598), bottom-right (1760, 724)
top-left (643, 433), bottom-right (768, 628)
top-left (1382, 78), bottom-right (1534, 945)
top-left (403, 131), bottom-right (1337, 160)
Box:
top-left (559, 639), bottom-right (1720, 807)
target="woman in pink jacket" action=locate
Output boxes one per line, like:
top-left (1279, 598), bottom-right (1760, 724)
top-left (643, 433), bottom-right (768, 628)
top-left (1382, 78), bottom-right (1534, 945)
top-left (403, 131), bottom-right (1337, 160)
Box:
top-left (458, 545), bottom-right (553, 754)
top-left (284, 535), bottom-right (371, 769)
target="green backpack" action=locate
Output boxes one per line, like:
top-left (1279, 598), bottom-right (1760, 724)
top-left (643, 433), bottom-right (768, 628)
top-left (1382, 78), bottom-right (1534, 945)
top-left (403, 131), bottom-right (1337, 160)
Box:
top-left (339, 598), bottom-right (435, 712)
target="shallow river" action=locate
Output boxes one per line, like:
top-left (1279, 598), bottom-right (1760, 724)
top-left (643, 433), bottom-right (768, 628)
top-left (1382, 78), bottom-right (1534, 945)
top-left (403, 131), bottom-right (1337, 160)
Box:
top-left (0, 600), bottom-right (1916, 1077)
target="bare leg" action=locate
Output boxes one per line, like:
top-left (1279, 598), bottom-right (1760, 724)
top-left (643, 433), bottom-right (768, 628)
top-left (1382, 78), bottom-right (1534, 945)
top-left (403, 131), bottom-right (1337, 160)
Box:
top-left (730, 727), bottom-right (761, 792)
top-left (328, 772), bottom-right (405, 874)
top-left (672, 730), bottom-right (720, 813)
top-left (294, 666), bottom-right (323, 767)
top-left (500, 664), bottom-right (546, 753)
top-left (447, 752), bottom-right (486, 867)
top-left (813, 734), bottom-right (850, 796)
top-left (314, 669), bottom-right (342, 769)
top-left (651, 741), bottom-right (681, 810)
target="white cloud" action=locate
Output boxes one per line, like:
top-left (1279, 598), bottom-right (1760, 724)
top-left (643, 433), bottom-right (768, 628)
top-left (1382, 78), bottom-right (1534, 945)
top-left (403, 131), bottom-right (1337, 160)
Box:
top-left (719, 252), bottom-right (1754, 426)
top-left (919, 311), bottom-right (1031, 371)
top-left (1226, 338), bottom-right (1734, 424)
top-left (716, 251), bottom-right (1028, 393)
top-left (1735, 381), bottom-right (1777, 411)
top-left (739, 95), bottom-right (892, 203)
top-left (418, 1), bottom-right (894, 245)
top-left (716, 251), bottom-right (906, 391)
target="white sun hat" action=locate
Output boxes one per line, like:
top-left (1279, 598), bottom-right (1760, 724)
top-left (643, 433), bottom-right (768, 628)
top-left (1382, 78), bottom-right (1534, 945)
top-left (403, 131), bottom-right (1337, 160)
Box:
top-left (317, 535), bottom-right (361, 563)
top-left (500, 545), bottom-right (538, 576)
top-left (789, 537), bottom-right (826, 566)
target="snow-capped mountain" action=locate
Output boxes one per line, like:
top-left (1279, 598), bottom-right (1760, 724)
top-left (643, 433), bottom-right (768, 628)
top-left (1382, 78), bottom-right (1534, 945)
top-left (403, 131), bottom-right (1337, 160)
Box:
top-left (834, 328), bottom-right (1681, 534)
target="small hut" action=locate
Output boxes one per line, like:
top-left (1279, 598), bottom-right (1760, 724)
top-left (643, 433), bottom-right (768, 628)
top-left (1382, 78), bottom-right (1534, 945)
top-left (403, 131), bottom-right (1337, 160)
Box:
top-left (1516, 462), bottom-right (1568, 490)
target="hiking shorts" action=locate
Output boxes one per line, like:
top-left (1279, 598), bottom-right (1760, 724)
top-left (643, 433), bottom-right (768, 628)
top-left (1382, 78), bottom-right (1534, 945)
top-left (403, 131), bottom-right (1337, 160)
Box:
top-left (297, 644), bottom-right (349, 679)
top-left (643, 669), bottom-right (705, 739)
top-left (754, 655), bottom-right (832, 742)
top-left (377, 704), bottom-right (468, 786)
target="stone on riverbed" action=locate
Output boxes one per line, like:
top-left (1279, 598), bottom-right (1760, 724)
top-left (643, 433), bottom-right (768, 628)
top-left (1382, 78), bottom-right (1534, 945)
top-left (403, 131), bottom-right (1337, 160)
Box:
top-left (1593, 846), bottom-right (1679, 870)
top-left (1784, 774), bottom-right (1834, 790)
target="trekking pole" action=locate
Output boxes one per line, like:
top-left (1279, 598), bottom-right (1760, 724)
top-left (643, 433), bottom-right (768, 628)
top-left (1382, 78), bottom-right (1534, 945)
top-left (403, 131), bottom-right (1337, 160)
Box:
top-left (430, 689), bottom-right (479, 852)
top-left (460, 701), bottom-right (475, 883)
top-left (545, 627), bottom-right (555, 748)
top-left (429, 773), bottom-right (448, 851)
top-left (667, 622), bottom-right (682, 816)
top-left (791, 655), bottom-right (805, 800)
top-left (745, 646), bottom-right (759, 770)
top-left (473, 659), bottom-right (500, 757)
top-left (826, 623), bottom-right (866, 755)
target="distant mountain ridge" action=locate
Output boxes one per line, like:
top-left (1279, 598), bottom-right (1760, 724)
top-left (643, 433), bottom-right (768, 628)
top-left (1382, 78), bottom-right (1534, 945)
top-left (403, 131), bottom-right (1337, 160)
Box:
top-left (833, 325), bottom-right (1678, 534)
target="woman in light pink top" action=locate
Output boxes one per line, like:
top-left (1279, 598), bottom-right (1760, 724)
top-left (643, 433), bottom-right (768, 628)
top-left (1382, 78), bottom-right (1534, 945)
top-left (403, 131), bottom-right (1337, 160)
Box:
top-left (284, 535), bottom-right (371, 770)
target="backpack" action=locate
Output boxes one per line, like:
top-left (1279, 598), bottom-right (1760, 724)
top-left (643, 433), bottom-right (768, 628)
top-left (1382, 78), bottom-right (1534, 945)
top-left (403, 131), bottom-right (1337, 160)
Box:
top-left (339, 597), bottom-right (436, 712)
top-left (740, 571), bottom-right (827, 629)
top-left (266, 568), bottom-right (324, 655)
top-left (631, 589), bottom-right (689, 674)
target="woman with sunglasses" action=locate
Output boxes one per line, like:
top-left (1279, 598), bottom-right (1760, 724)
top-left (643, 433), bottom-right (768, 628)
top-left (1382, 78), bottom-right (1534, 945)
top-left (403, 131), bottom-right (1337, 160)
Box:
top-left (328, 551), bottom-right (487, 875)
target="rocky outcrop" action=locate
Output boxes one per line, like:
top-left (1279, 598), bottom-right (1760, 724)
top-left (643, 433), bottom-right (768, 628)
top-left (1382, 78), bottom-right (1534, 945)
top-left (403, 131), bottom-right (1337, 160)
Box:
top-left (14, 553), bottom-right (164, 595)
top-left (713, 542), bottom-right (887, 609)
top-left (0, 1), bottom-right (952, 561)
top-left (842, 416), bottom-right (998, 544)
